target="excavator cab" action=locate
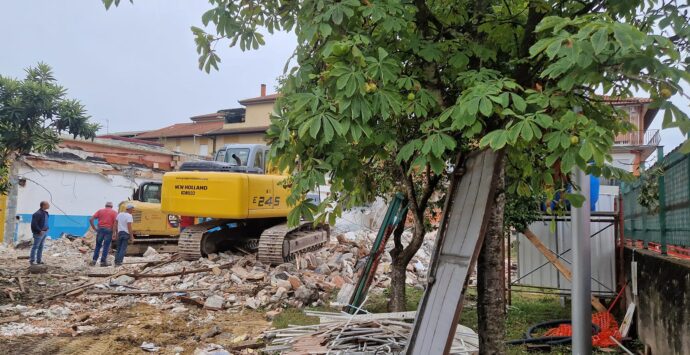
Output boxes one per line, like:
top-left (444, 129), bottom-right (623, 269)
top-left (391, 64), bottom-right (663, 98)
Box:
top-left (120, 181), bottom-right (180, 255)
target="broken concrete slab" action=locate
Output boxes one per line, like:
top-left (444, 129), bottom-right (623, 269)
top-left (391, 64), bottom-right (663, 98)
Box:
top-left (204, 295), bottom-right (225, 310)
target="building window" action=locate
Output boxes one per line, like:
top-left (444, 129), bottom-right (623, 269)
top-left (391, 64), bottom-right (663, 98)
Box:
top-left (199, 144), bottom-right (209, 156)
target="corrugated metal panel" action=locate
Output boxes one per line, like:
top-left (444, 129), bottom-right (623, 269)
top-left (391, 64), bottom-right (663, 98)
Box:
top-left (516, 194), bottom-right (617, 297)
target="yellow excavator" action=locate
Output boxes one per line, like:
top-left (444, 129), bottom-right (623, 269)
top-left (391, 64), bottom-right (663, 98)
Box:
top-left (118, 182), bottom-right (180, 255)
top-left (161, 144), bottom-right (328, 263)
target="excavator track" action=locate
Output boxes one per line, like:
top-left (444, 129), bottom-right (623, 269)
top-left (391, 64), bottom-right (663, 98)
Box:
top-left (258, 222), bottom-right (329, 265)
top-left (177, 219), bottom-right (228, 260)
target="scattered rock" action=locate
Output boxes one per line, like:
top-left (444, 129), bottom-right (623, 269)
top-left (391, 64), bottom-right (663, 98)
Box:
top-left (331, 275), bottom-right (345, 289)
top-left (141, 342), bottom-right (160, 352)
top-left (204, 295), bottom-right (225, 310)
top-left (232, 334), bottom-right (248, 343)
top-left (265, 309), bottom-right (282, 320)
top-left (275, 279), bottom-right (292, 290)
top-left (294, 286), bottom-right (317, 303)
top-left (143, 247), bottom-right (159, 258)
top-left (229, 274), bottom-right (242, 284)
top-left (245, 297), bottom-right (260, 310)
top-left (28, 264), bottom-right (47, 274)
top-left (245, 271), bottom-right (266, 281)
top-left (288, 276), bottom-right (302, 289)
top-left (336, 283), bottom-right (355, 304)
top-left (207, 253), bottom-right (220, 262)
top-left (314, 264), bottom-right (331, 275)
top-left (111, 275), bottom-right (135, 286)
top-left (201, 325), bottom-right (222, 339)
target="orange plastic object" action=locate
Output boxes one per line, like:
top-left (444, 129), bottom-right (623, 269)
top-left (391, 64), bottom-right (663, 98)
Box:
top-left (543, 312), bottom-right (622, 348)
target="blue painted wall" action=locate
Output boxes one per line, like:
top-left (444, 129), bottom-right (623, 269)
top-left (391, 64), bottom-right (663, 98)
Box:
top-left (17, 214), bottom-right (90, 240)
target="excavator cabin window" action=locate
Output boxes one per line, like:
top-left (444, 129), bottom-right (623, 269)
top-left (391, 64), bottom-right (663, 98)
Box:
top-left (215, 148), bottom-right (250, 166)
top-left (141, 184), bottom-right (162, 203)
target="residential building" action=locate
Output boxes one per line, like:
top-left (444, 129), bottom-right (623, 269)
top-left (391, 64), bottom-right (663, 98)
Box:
top-left (134, 84), bottom-right (279, 156)
top-left (608, 97), bottom-right (660, 176)
top-left (133, 112), bottom-right (225, 157)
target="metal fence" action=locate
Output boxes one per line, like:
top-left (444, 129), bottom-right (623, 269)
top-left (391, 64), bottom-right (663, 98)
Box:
top-left (622, 147), bottom-right (690, 252)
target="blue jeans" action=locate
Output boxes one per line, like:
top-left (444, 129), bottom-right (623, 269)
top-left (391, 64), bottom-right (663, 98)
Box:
top-left (114, 231), bottom-right (130, 264)
top-left (30, 233), bottom-right (47, 264)
top-left (92, 227), bottom-right (113, 263)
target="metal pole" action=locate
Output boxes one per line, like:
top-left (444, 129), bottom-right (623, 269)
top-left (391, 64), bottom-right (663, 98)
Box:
top-left (657, 146), bottom-right (667, 255)
top-left (572, 167), bottom-right (592, 355)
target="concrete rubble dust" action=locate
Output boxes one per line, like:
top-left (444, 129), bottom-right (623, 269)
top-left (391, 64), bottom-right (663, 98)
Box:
top-left (0, 220), bottom-right (459, 354)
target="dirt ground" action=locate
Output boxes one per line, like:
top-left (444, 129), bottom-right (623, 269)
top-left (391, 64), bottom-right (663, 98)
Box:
top-left (0, 245), bottom-right (271, 355)
top-left (0, 303), bottom-right (268, 355)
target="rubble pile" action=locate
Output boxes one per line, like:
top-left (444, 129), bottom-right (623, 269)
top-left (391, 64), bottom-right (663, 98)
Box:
top-left (0, 227), bottom-right (436, 339)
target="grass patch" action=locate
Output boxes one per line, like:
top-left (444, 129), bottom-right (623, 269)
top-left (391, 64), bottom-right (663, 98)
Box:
top-left (366, 286), bottom-right (425, 313)
top-left (272, 308), bottom-right (319, 329)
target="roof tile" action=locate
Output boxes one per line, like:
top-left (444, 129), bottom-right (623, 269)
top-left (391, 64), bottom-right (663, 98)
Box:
top-left (135, 121), bottom-right (224, 139)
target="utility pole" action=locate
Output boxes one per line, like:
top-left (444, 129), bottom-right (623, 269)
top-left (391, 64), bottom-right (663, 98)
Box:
top-left (572, 167), bottom-right (592, 354)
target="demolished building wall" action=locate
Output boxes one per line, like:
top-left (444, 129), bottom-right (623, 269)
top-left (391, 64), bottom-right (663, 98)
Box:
top-left (7, 156), bottom-right (163, 244)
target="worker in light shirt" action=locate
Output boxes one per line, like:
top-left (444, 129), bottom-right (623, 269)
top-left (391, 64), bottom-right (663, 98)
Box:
top-left (113, 204), bottom-right (135, 266)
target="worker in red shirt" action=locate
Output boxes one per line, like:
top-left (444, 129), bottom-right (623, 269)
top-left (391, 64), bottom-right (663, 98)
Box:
top-left (179, 216), bottom-right (195, 231)
top-left (89, 202), bottom-right (118, 266)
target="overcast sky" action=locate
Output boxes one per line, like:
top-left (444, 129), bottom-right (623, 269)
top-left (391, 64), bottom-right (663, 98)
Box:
top-left (0, 0), bottom-right (296, 133)
top-left (0, 1), bottom-right (686, 157)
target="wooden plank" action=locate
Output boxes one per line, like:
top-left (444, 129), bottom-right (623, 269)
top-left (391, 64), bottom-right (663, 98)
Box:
top-left (619, 302), bottom-right (636, 337)
top-left (522, 228), bottom-right (608, 313)
top-left (408, 149), bottom-right (501, 355)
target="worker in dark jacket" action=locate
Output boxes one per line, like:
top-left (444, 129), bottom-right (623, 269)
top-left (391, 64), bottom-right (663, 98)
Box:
top-left (30, 201), bottom-right (50, 265)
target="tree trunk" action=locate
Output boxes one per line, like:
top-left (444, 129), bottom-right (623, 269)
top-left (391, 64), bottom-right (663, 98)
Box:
top-left (388, 220), bottom-right (408, 312)
top-left (477, 158), bottom-right (506, 354)
top-left (389, 258), bottom-right (408, 311)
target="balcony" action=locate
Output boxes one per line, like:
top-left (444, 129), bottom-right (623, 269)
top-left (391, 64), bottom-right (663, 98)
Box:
top-left (614, 129), bottom-right (660, 147)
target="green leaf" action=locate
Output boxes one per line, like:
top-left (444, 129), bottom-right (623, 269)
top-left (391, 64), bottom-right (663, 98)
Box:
top-left (479, 97), bottom-right (493, 117)
top-left (319, 23), bottom-right (332, 37)
top-left (397, 140), bottom-right (419, 162)
top-left (322, 117), bottom-right (334, 142)
top-left (545, 39), bottom-right (562, 58)
top-left (520, 121), bottom-right (534, 141)
top-left (591, 28), bottom-right (608, 55)
top-left (565, 193), bottom-right (585, 208)
top-left (429, 156), bottom-right (445, 174)
top-left (613, 25), bottom-right (633, 50)
top-left (309, 116), bottom-right (322, 138)
top-left (579, 142), bottom-right (593, 160)
top-left (530, 38), bottom-right (554, 57)
top-left (511, 93), bottom-right (526, 112)
top-left (378, 47), bottom-right (388, 60)
top-left (449, 53), bottom-right (469, 68)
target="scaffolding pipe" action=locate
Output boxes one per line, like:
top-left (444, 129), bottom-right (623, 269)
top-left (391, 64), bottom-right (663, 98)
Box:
top-left (572, 167), bottom-right (592, 354)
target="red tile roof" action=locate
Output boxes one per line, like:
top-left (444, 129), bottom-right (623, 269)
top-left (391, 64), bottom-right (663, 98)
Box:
top-left (238, 93), bottom-right (280, 105)
top-left (96, 135), bottom-right (164, 147)
top-left (135, 120), bottom-right (224, 139)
